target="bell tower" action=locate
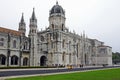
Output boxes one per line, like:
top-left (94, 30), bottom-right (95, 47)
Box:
top-left (29, 8), bottom-right (37, 36)
top-left (29, 8), bottom-right (38, 66)
top-left (49, 1), bottom-right (66, 31)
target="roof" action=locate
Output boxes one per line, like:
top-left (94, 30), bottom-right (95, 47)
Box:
top-left (50, 2), bottom-right (65, 15)
top-left (98, 45), bottom-right (112, 48)
top-left (0, 27), bottom-right (21, 36)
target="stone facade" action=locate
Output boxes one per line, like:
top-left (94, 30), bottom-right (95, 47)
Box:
top-left (0, 2), bottom-right (112, 67)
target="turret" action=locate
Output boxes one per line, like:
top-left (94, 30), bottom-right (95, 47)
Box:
top-left (29, 8), bottom-right (38, 66)
top-left (18, 13), bottom-right (26, 36)
top-left (29, 8), bottom-right (37, 36)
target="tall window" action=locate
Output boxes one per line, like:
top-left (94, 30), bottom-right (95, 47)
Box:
top-left (51, 24), bottom-right (54, 30)
top-left (0, 38), bottom-right (4, 46)
top-left (69, 41), bottom-right (71, 50)
top-left (13, 40), bottom-right (16, 48)
top-left (51, 42), bottom-right (53, 48)
top-left (0, 54), bottom-right (6, 65)
top-left (24, 41), bottom-right (28, 50)
top-left (62, 40), bottom-right (65, 48)
top-left (62, 52), bottom-right (65, 61)
top-left (69, 53), bottom-right (71, 63)
top-left (11, 55), bottom-right (18, 65)
top-left (62, 24), bottom-right (64, 31)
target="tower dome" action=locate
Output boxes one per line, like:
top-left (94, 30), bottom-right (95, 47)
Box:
top-left (50, 1), bottom-right (65, 15)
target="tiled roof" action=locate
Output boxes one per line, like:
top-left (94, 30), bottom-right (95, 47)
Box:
top-left (0, 27), bottom-right (21, 36)
top-left (98, 45), bottom-right (112, 48)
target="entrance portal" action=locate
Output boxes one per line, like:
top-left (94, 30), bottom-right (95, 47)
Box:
top-left (40, 56), bottom-right (47, 66)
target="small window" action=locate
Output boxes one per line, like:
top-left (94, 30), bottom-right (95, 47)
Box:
top-left (0, 38), bottom-right (4, 46)
top-left (99, 48), bottom-right (106, 54)
top-left (41, 36), bottom-right (44, 41)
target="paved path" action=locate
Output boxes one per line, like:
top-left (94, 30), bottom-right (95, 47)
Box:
top-left (0, 66), bottom-right (120, 80)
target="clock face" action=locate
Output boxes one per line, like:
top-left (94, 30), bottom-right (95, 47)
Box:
top-left (41, 36), bottom-right (44, 41)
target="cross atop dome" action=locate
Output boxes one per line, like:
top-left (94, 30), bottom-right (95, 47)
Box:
top-left (50, 1), bottom-right (65, 15)
top-left (56, 1), bottom-right (58, 5)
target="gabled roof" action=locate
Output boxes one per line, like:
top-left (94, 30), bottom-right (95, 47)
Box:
top-left (0, 27), bottom-right (21, 36)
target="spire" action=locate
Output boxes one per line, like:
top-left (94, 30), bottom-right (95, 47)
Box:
top-left (19, 13), bottom-right (26, 36)
top-left (20, 13), bottom-right (25, 23)
top-left (83, 30), bottom-right (85, 38)
top-left (31, 8), bottom-right (36, 20)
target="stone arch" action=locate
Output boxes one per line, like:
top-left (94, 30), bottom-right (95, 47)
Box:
top-left (40, 56), bottom-right (47, 66)
top-left (11, 55), bottom-right (18, 65)
top-left (23, 57), bottom-right (28, 66)
top-left (0, 54), bottom-right (6, 65)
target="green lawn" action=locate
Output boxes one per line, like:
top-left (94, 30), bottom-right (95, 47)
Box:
top-left (7, 68), bottom-right (120, 80)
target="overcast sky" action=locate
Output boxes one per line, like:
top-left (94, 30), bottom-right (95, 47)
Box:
top-left (0, 0), bottom-right (120, 52)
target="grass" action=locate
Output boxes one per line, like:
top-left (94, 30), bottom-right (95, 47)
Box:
top-left (6, 68), bottom-right (120, 80)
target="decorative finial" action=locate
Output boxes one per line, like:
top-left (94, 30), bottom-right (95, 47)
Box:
top-left (22, 12), bottom-right (24, 16)
top-left (21, 12), bottom-right (24, 22)
top-left (33, 7), bottom-right (35, 11)
top-left (56, 1), bottom-right (58, 5)
top-left (31, 7), bottom-right (36, 20)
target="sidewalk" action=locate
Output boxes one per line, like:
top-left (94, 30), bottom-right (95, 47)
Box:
top-left (0, 68), bottom-right (61, 72)
top-left (0, 65), bottom-right (102, 72)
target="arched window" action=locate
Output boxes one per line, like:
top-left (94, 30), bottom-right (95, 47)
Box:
top-left (0, 38), bottom-right (4, 46)
top-left (11, 55), bottom-right (18, 65)
top-left (0, 54), bottom-right (6, 65)
top-left (23, 57), bottom-right (28, 66)
top-left (13, 40), bottom-right (16, 48)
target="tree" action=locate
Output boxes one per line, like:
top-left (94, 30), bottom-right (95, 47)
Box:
top-left (112, 52), bottom-right (120, 64)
